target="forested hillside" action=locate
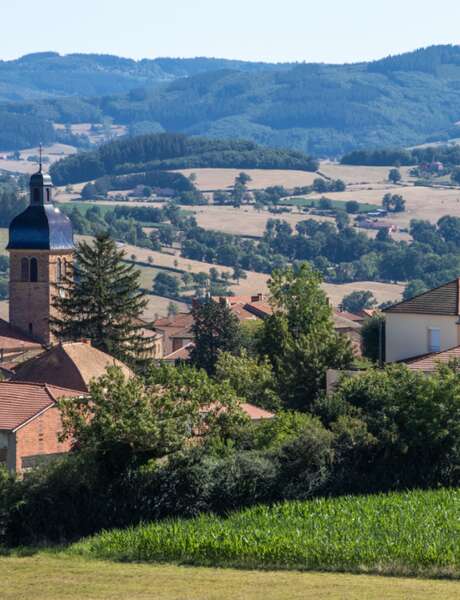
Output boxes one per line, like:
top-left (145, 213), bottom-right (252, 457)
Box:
top-left (0, 52), bottom-right (285, 101)
top-left (50, 133), bottom-right (318, 184)
top-left (3, 45), bottom-right (460, 154)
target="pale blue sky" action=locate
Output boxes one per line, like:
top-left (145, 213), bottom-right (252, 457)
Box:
top-left (2, 0), bottom-right (460, 63)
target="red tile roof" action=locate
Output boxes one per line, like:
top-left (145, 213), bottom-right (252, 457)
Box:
top-left (154, 312), bottom-right (193, 330)
top-left (405, 345), bottom-right (460, 372)
top-left (0, 319), bottom-right (43, 353)
top-left (200, 401), bottom-right (275, 422)
top-left (12, 342), bottom-right (133, 392)
top-left (240, 403), bottom-right (275, 420)
top-left (333, 313), bottom-right (362, 331)
top-left (0, 382), bottom-right (83, 431)
top-left (169, 325), bottom-right (194, 340)
top-left (230, 303), bottom-right (258, 321)
top-left (335, 310), bottom-right (363, 322)
top-left (244, 300), bottom-right (273, 318)
top-left (163, 342), bottom-right (195, 362)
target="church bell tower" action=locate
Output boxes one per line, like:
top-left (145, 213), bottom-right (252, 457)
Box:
top-left (7, 158), bottom-right (74, 345)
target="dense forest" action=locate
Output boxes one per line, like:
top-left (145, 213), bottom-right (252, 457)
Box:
top-left (341, 144), bottom-right (460, 166)
top-left (3, 46), bottom-right (460, 154)
top-left (49, 133), bottom-right (318, 184)
top-left (0, 52), bottom-right (288, 102)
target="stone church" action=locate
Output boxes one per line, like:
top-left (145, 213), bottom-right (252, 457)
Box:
top-left (7, 164), bottom-right (74, 345)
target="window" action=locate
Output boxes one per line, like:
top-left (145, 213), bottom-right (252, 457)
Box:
top-left (21, 257), bottom-right (29, 282)
top-left (28, 323), bottom-right (33, 336)
top-left (30, 258), bottom-right (38, 282)
top-left (46, 188), bottom-right (51, 203)
top-left (56, 258), bottom-right (62, 283)
top-left (33, 188), bottom-right (40, 204)
top-left (428, 328), bottom-right (441, 353)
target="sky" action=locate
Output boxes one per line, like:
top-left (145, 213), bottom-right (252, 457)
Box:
top-left (2, 0), bottom-right (460, 64)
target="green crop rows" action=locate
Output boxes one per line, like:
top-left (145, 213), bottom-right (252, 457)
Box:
top-left (72, 488), bottom-right (460, 577)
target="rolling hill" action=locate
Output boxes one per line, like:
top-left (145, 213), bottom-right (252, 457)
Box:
top-left (3, 45), bottom-right (460, 155)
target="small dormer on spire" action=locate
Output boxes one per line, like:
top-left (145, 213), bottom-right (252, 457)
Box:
top-left (29, 146), bottom-right (52, 206)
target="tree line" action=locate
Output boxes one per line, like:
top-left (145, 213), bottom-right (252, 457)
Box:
top-left (50, 132), bottom-right (318, 185)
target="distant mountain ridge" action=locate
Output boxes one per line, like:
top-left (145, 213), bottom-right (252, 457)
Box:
top-left (0, 52), bottom-right (289, 101)
top-left (2, 45), bottom-right (460, 155)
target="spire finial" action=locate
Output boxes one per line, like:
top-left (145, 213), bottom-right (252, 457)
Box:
top-left (38, 143), bottom-right (43, 172)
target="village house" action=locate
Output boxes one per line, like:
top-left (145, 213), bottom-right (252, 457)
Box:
top-left (0, 382), bottom-right (84, 473)
top-left (384, 278), bottom-right (460, 363)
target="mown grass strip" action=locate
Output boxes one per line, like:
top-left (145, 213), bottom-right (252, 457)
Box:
top-left (71, 488), bottom-right (460, 578)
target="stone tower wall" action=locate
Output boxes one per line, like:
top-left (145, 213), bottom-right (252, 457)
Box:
top-left (9, 250), bottom-right (73, 346)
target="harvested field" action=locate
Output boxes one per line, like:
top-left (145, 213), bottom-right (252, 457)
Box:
top-left (323, 280), bottom-right (403, 306)
top-left (308, 185), bottom-right (460, 229)
top-left (189, 205), bottom-right (335, 237)
top-left (175, 168), bottom-right (321, 191)
top-left (0, 159), bottom-right (37, 174)
top-left (318, 162), bottom-right (414, 186)
top-left (143, 295), bottom-right (188, 321)
top-left (21, 143), bottom-right (77, 160)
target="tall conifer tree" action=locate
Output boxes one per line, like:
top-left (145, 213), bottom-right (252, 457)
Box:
top-left (51, 233), bottom-right (152, 370)
top-left (190, 297), bottom-right (241, 374)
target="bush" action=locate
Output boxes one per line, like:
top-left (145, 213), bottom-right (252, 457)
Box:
top-left (345, 200), bottom-right (360, 214)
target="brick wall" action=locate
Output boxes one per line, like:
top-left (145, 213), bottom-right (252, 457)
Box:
top-left (14, 406), bottom-right (72, 473)
top-left (9, 250), bottom-right (73, 346)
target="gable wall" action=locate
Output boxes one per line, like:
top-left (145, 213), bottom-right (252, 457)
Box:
top-left (14, 406), bottom-right (72, 473)
top-left (385, 313), bottom-right (459, 363)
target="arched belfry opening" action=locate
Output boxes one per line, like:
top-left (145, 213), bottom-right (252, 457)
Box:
top-left (6, 160), bottom-right (74, 345)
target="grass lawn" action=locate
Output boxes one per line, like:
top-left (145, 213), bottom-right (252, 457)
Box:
top-left (2, 554), bottom-right (460, 600)
top-left (281, 197), bottom-right (380, 212)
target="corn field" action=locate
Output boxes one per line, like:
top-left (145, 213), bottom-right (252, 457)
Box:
top-left (72, 489), bottom-right (460, 577)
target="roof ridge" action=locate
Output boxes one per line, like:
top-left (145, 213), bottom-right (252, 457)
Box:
top-left (384, 277), bottom-right (458, 312)
top-left (1, 380), bottom-right (48, 387)
top-left (406, 343), bottom-right (460, 362)
top-left (6, 379), bottom-right (85, 394)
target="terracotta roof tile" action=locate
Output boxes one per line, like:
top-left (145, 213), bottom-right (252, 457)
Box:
top-left (243, 301), bottom-right (273, 318)
top-left (405, 345), bottom-right (460, 372)
top-left (0, 382), bottom-right (83, 431)
top-left (335, 310), bottom-right (363, 322)
top-left (163, 342), bottom-right (195, 362)
top-left (0, 318), bottom-right (43, 353)
top-left (240, 403), bottom-right (275, 420)
top-left (230, 304), bottom-right (258, 321)
top-left (12, 342), bottom-right (133, 392)
top-left (154, 313), bottom-right (193, 330)
top-left (333, 314), bottom-right (362, 330)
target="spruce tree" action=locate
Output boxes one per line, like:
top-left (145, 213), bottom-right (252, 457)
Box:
top-left (51, 232), bottom-right (152, 370)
